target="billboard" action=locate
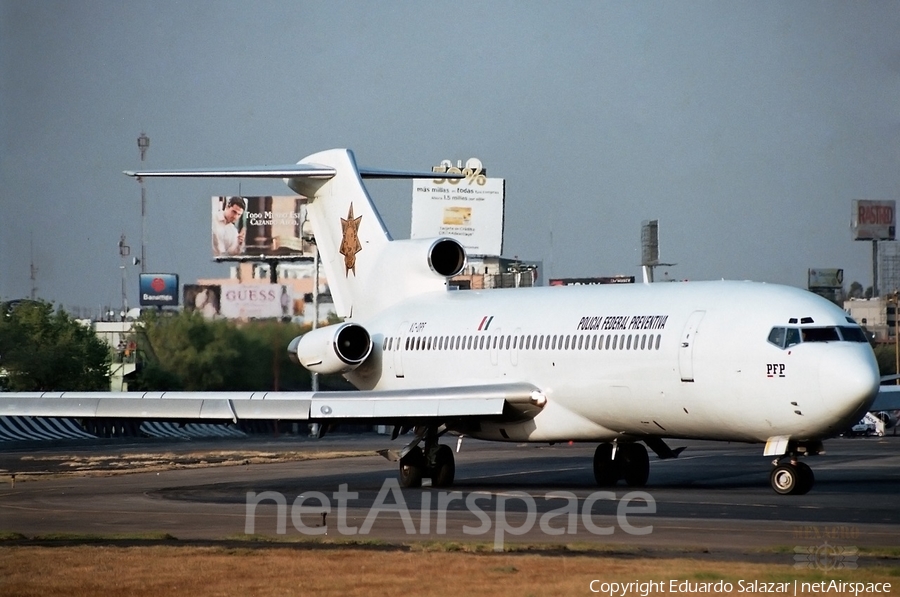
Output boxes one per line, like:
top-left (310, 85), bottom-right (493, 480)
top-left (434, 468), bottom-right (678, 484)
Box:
top-left (184, 283), bottom-right (296, 320)
top-left (212, 196), bottom-right (314, 258)
top-left (138, 273), bottom-right (179, 307)
top-left (411, 170), bottom-right (505, 256)
top-left (808, 268), bottom-right (843, 290)
top-left (852, 200), bottom-right (895, 241)
top-left (549, 276), bottom-right (635, 286)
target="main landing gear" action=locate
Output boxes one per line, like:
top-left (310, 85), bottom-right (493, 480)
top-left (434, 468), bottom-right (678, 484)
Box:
top-left (397, 425), bottom-right (455, 488)
top-left (770, 458), bottom-right (814, 495)
top-left (592, 442), bottom-right (650, 487)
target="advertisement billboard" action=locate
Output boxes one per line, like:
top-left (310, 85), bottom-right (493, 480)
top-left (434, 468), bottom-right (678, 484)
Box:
top-left (411, 174), bottom-right (505, 257)
top-left (184, 283), bottom-right (296, 320)
top-left (549, 276), bottom-right (635, 286)
top-left (139, 273), bottom-right (179, 307)
top-left (212, 196), bottom-right (314, 259)
top-left (808, 268), bottom-right (843, 290)
top-left (852, 200), bottom-right (896, 241)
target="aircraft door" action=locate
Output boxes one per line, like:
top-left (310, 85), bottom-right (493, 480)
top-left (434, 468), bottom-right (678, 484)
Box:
top-left (394, 321), bottom-right (408, 378)
top-left (678, 310), bottom-right (706, 382)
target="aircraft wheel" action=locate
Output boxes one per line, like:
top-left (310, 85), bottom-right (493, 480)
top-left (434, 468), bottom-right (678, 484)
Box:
top-left (399, 446), bottom-right (425, 488)
top-left (430, 444), bottom-right (456, 488)
top-left (618, 443), bottom-right (650, 487)
top-left (794, 461), bottom-right (814, 495)
top-left (593, 443), bottom-right (619, 486)
top-left (770, 463), bottom-right (801, 495)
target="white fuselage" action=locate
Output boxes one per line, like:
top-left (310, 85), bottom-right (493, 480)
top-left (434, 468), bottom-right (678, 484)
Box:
top-left (347, 280), bottom-right (879, 445)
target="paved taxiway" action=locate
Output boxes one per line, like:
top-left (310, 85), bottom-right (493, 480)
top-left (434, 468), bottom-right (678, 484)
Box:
top-left (1, 435), bottom-right (899, 556)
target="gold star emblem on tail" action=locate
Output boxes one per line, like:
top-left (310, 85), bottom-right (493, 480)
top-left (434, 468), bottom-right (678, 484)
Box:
top-left (339, 203), bottom-right (362, 276)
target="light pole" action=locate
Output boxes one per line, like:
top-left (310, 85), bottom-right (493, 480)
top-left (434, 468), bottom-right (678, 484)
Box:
top-left (118, 234), bottom-right (130, 321)
top-left (137, 132), bottom-right (150, 273)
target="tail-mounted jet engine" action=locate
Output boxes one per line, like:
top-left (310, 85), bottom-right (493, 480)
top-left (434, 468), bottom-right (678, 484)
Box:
top-left (288, 322), bottom-right (373, 374)
top-left (426, 238), bottom-right (467, 278)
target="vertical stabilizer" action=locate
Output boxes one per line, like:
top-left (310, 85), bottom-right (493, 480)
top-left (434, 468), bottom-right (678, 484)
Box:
top-left (285, 149), bottom-right (392, 318)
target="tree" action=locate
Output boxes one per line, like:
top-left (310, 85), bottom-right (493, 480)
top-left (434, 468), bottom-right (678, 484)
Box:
top-left (0, 300), bottom-right (110, 391)
top-left (847, 281), bottom-right (864, 299)
top-left (131, 311), bottom-right (312, 391)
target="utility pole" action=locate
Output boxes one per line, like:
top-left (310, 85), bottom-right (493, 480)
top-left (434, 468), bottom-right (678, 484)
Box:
top-left (137, 132), bottom-right (150, 273)
top-left (118, 234), bottom-right (131, 320)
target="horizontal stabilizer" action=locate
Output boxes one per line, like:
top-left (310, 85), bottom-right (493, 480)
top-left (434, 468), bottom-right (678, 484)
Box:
top-left (123, 164), bottom-right (336, 179)
top-left (123, 165), bottom-right (460, 180)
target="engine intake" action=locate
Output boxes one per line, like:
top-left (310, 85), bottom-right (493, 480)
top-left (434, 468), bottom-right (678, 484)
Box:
top-left (428, 238), bottom-right (466, 277)
top-left (288, 322), bottom-right (372, 374)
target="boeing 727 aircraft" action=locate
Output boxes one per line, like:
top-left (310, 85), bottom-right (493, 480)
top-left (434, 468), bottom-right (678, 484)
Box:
top-left (2, 148), bottom-right (897, 495)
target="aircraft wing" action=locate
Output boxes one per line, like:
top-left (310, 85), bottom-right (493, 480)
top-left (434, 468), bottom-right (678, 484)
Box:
top-left (871, 385), bottom-right (900, 411)
top-left (0, 383), bottom-right (544, 424)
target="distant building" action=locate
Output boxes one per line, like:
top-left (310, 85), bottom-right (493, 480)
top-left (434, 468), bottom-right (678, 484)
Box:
top-left (451, 257), bottom-right (541, 290)
top-left (844, 297), bottom-right (896, 343)
top-left (879, 241), bottom-right (900, 295)
top-left (195, 262), bottom-right (336, 325)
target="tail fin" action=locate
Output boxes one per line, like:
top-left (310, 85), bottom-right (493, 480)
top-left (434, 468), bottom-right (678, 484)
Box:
top-left (126, 148), bottom-right (462, 320)
top-left (286, 149), bottom-right (393, 318)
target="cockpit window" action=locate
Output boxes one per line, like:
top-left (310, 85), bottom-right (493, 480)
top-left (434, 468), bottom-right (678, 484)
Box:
top-left (802, 327), bottom-right (840, 342)
top-left (785, 328), bottom-right (802, 347)
top-left (767, 327), bottom-right (785, 347)
top-left (838, 326), bottom-right (868, 342)
top-left (767, 325), bottom-right (867, 349)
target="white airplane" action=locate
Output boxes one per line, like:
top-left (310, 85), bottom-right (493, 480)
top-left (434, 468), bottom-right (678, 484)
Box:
top-left (2, 148), bottom-right (898, 495)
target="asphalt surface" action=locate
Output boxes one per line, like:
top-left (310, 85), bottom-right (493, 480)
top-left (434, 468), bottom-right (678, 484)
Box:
top-left (1, 433), bottom-right (899, 560)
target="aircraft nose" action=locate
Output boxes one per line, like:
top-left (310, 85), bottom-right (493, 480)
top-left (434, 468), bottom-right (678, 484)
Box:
top-left (818, 345), bottom-right (879, 421)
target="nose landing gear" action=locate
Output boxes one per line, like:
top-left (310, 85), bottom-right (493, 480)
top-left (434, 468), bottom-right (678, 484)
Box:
top-left (770, 458), bottom-right (814, 495)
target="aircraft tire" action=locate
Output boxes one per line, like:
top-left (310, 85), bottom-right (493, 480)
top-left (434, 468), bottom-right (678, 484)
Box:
top-left (619, 443), bottom-right (650, 487)
top-left (770, 463), bottom-right (800, 495)
top-left (430, 444), bottom-right (456, 488)
top-left (399, 446), bottom-right (425, 488)
top-left (794, 461), bottom-right (814, 495)
top-left (593, 443), bottom-right (619, 486)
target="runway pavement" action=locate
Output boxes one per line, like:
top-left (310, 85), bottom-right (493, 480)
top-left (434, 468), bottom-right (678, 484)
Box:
top-left (1, 433), bottom-right (899, 561)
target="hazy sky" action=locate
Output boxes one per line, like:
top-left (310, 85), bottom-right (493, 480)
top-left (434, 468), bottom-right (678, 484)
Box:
top-left (2, 1), bottom-right (898, 315)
